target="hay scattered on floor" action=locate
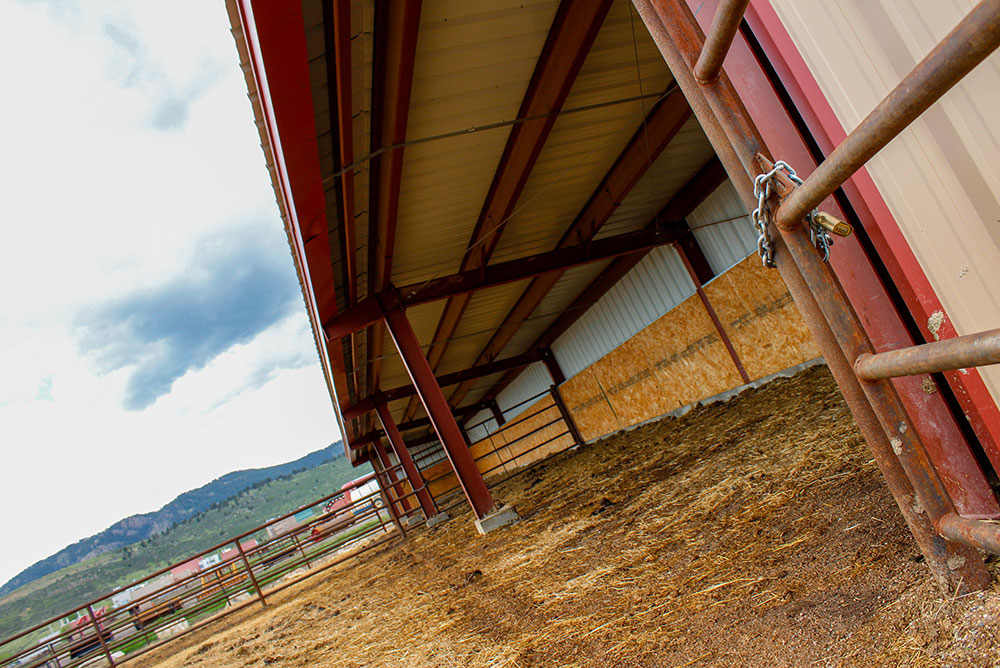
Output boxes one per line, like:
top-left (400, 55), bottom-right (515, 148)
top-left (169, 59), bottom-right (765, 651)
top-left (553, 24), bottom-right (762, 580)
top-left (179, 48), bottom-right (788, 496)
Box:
top-left (134, 366), bottom-right (1000, 668)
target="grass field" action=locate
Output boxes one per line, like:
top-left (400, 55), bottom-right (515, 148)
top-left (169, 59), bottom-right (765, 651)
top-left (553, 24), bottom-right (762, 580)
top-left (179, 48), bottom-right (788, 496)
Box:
top-left (0, 453), bottom-right (368, 644)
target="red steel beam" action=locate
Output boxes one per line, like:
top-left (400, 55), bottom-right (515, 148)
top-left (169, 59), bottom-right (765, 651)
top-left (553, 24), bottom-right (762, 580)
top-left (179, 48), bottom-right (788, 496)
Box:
top-left (371, 431), bottom-right (414, 514)
top-left (365, 0), bottom-right (422, 404)
top-left (344, 350), bottom-right (546, 421)
top-left (442, 93), bottom-right (695, 409)
top-left (406, 0), bottom-right (612, 420)
top-left (325, 225), bottom-right (684, 338)
top-left (234, 0), bottom-right (355, 446)
top-left (474, 157), bottom-right (727, 407)
top-left (379, 292), bottom-right (497, 518)
top-left (374, 399), bottom-right (437, 519)
top-left (327, 0), bottom-right (357, 304)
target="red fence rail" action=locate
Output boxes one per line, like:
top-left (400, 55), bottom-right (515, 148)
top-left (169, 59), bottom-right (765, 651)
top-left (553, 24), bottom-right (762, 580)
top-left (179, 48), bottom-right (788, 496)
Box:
top-left (0, 474), bottom-right (411, 668)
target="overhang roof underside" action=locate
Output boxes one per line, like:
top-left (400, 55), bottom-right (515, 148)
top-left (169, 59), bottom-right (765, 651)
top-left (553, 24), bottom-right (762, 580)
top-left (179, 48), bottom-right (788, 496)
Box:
top-left (293, 0), bottom-right (717, 453)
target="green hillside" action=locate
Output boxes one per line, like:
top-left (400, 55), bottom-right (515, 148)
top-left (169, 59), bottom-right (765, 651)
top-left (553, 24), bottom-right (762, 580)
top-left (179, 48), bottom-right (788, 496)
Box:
top-left (0, 445), bottom-right (345, 599)
top-left (0, 454), bottom-right (370, 642)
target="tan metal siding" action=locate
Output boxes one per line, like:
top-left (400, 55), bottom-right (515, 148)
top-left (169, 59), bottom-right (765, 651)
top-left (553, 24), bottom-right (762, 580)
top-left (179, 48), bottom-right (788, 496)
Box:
top-left (769, 0), bottom-right (1000, 405)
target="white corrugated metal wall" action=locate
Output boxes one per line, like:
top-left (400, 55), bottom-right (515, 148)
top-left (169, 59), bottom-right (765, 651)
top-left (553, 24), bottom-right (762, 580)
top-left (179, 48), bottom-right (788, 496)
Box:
top-left (470, 180), bottom-right (755, 437)
top-left (688, 180), bottom-right (758, 274)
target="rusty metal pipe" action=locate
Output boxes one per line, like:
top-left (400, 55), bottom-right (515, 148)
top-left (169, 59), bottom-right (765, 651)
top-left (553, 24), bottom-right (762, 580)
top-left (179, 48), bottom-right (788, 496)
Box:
top-left (87, 604), bottom-right (115, 668)
top-left (937, 513), bottom-right (1000, 555)
top-left (693, 0), bottom-right (750, 83)
top-left (634, 0), bottom-right (991, 592)
top-left (235, 541), bottom-right (267, 608)
top-left (776, 0), bottom-right (1000, 228)
top-left (856, 328), bottom-right (1000, 380)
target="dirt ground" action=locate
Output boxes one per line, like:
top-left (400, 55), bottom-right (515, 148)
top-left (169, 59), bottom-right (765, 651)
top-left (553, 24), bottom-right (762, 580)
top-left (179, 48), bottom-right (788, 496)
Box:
top-left (134, 366), bottom-right (1000, 668)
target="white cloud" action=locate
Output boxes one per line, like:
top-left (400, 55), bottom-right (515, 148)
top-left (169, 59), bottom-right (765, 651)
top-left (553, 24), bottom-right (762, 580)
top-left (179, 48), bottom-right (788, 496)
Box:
top-left (0, 0), bottom-right (343, 586)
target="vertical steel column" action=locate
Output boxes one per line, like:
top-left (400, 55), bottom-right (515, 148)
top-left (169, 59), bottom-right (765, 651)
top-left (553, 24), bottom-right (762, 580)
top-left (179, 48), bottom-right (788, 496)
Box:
top-left (235, 541), bottom-right (267, 608)
top-left (676, 242), bottom-right (750, 383)
top-left (380, 295), bottom-right (498, 518)
top-left (489, 399), bottom-right (507, 427)
top-left (541, 347), bottom-right (566, 385)
top-left (634, 0), bottom-right (990, 592)
top-left (371, 433), bottom-right (413, 514)
top-left (374, 399), bottom-right (439, 519)
top-left (86, 604), bottom-right (114, 668)
top-left (550, 384), bottom-right (584, 446)
top-left (371, 452), bottom-right (407, 537)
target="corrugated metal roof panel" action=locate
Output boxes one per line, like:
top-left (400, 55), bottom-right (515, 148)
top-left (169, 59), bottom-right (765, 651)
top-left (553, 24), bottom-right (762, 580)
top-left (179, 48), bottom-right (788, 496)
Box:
top-left (489, 0), bottom-right (675, 264)
top-left (595, 119), bottom-right (714, 240)
top-left (390, 0), bottom-right (561, 286)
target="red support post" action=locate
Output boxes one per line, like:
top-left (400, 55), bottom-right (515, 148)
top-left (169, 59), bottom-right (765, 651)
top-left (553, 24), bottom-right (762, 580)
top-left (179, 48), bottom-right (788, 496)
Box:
top-left (379, 294), bottom-right (498, 519)
top-left (371, 432), bottom-right (413, 514)
top-left (675, 243), bottom-right (750, 383)
top-left (550, 384), bottom-right (583, 447)
top-left (370, 457), bottom-right (405, 537)
top-left (374, 399), bottom-right (439, 520)
top-left (489, 399), bottom-right (506, 427)
top-left (541, 347), bottom-right (566, 386)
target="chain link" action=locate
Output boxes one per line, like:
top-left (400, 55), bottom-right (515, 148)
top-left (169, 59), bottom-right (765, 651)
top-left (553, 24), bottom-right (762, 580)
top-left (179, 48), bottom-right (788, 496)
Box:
top-left (751, 160), bottom-right (833, 267)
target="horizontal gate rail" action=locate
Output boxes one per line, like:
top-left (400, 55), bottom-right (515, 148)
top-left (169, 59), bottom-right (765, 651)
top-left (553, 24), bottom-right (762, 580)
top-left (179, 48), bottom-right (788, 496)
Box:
top-left (855, 328), bottom-right (1000, 381)
top-left (1, 476), bottom-right (404, 668)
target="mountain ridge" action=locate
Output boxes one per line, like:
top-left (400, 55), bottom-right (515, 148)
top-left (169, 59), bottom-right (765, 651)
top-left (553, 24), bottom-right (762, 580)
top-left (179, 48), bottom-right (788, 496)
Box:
top-left (0, 443), bottom-right (343, 597)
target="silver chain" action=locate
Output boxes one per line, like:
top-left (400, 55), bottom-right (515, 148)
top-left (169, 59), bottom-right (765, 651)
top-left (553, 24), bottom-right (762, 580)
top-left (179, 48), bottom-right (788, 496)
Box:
top-left (751, 160), bottom-right (833, 267)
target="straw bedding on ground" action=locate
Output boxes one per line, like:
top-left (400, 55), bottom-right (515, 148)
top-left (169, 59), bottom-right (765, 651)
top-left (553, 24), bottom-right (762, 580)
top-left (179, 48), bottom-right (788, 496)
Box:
top-left (135, 365), bottom-right (1000, 667)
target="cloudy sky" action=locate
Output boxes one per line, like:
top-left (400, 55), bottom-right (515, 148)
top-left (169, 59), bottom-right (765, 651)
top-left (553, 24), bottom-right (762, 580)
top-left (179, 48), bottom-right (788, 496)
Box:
top-left (0, 0), bottom-right (342, 586)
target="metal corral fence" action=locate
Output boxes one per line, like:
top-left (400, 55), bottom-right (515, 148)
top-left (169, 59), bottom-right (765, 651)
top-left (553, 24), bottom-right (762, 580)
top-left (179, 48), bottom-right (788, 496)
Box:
top-left (425, 385), bottom-right (582, 514)
top-left (0, 470), bottom-right (425, 668)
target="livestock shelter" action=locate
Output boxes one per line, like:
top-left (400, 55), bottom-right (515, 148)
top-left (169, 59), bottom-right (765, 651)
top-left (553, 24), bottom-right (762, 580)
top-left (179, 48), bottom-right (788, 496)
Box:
top-left (227, 0), bottom-right (1000, 593)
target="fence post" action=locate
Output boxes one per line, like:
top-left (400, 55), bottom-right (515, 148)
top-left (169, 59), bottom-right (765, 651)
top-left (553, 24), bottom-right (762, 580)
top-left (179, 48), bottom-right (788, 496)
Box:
top-left (292, 533), bottom-right (312, 569)
top-left (235, 541), bottom-right (267, 608)
top-left (372, 457), bottom-right (407, 538)
top-left (549, 384), bottom-right (583, 446)
top-left (86, 603), bottom-right (115, 667)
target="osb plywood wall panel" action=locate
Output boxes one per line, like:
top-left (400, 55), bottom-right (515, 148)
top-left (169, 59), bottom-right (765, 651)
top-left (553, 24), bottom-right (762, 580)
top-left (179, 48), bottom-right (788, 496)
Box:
top-left (561, 371), bottom-right (621, 442)
top-left (558, 255), bottom-right (818, 441)
top-left (422, 460), bottom-right (456, 499)
top-left (704, 258), bottom-right (820, 380)
top-left (421, 255), bottom-right (818, 505)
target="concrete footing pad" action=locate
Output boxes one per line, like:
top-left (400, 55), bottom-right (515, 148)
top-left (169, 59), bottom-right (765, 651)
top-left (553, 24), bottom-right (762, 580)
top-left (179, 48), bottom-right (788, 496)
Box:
top-left (474, 505), bottom-right (520, 534)
top-left (426, 512), bottom-right (451, 528)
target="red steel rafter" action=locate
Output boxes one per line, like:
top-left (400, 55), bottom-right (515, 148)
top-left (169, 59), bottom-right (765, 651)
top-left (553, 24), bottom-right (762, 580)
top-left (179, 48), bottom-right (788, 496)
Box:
top-left (445, 90), bottom-right (693, 410)
top-left (324, 225), bottom-right (685, 338)
top-left (365, 0), bottom-right (422, 405)
top-left (474, 157), bottom-right (727, 408)
top-left (344, 349), bottom-right (547, 421)
top-left (400, 0), bottom-right (613, 420)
